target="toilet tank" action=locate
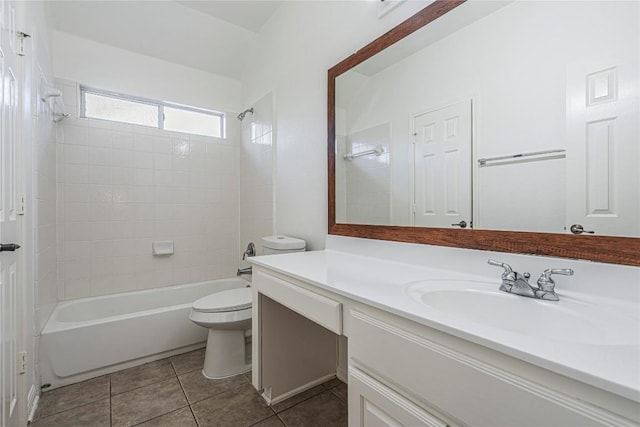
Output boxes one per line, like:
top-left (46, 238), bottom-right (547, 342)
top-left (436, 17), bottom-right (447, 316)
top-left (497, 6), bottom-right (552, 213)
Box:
top-left (261, 235), bottom-right (306, 255)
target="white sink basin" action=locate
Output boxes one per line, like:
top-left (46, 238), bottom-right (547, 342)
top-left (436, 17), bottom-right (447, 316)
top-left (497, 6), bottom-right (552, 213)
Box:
top-left (404, 279), bottom-right (638, 346)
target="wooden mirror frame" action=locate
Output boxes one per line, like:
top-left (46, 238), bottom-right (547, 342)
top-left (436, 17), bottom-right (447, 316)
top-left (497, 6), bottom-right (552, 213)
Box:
top-left (327, 0), bottom-right (640, 266)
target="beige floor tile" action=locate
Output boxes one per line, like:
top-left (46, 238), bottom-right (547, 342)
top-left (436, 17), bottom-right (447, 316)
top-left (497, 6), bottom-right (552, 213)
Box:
top-left (249, 415), bottom-right (286, 427)
top-left (110, 358), bottom-right (176, 395)
top-left (321, 378), bottom-right (342, 390)
top-left (272, 385), bottom-right (325, 413)
top-left (135, 406), bottom-right (197, 427)
top-left (111, 377), bottom-right (188, 427)
top-left (30, 398), bottom-right (110, 427)
top-left (170, 348), bottom-right (205, 375)
top-left (178, 369), bottom-right (247, 404)
top-left (35, 376), bottom-right (110, 419)
top-left (191, 382), bottom-right (275, 427)
top-left (329, 383), bottom-right (347, 403)
top-left (278, 390), bottom-right (347, 427)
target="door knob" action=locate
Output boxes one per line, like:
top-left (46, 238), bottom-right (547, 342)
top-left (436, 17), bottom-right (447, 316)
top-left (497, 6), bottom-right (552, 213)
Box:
top-left (570, 224), bottom-right (594, 235)
top-left (451, 221), bottom-right (467, 228)
top-left (0, 243), bottom-right (21, 252)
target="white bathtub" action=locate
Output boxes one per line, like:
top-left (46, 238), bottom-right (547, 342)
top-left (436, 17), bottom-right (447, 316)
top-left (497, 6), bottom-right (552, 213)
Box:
top-left (40, 278), bottom-right (249, 389)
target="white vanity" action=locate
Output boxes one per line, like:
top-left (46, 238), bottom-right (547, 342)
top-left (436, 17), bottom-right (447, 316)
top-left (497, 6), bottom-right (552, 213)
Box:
top-left (249, 236), bottom-right (640, 426)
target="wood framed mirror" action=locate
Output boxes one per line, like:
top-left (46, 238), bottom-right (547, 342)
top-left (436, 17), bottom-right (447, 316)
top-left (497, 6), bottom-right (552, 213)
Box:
top-left (327, 0), bottom-right (640, 266)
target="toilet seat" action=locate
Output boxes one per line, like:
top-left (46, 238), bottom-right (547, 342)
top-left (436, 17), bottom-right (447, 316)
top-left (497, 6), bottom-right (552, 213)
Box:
top-left (192, 287), bottom-right (252, 313)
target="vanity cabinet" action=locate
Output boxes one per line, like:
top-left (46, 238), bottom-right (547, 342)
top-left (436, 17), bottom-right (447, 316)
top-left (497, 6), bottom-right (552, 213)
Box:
top-left (348, 307), bottom-right (639, 427)
top-left (251, 262), bottom-right (639, 426)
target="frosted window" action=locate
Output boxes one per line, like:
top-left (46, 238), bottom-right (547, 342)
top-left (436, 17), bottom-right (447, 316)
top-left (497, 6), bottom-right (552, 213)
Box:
top-left (80, 86), bottom-right (226, 139)
top-left (164, 107), bottom-right (222, 138)
top-left (84, 93), bottom-right (158, 127)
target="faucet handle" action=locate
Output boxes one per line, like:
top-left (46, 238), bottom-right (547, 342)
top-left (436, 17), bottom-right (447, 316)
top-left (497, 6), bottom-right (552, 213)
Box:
top-left (488, 259), bottom-right (514, 279)
top-left (488, 259), bottom-right (512, 272)
top-left (242, 242), bottom-right (256, 260)
top-left (537, 268), bottom-right (574, 291)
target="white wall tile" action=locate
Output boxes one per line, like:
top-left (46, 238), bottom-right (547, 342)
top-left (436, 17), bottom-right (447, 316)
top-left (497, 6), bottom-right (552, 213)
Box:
top-left (64, 144), bottom-right (89, 164)
top-left (88, 127), bottom-right (112, 148)
top-left (57, 79), bottom-right (242, 299)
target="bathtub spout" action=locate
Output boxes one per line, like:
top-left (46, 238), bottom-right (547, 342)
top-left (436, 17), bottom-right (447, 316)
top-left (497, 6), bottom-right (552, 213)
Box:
top-left (237, 266), bottom-right (252, 276)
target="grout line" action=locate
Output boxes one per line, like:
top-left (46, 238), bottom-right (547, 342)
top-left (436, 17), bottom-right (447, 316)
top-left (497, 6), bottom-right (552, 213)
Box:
top-left (275, 412), bottom-right (288, 426)
top-left (108, 375), bottom-right (112, 427)
top-left (109, 373), bottom-right (177, 397)
top-left (34, 377), bottom-right (111, 421)
top-left (129, 404), bottom-right (191, 427)
top-left (32, 398), bottom-right (111, 425)
top-left (188, 404), bottom-right (201, 427)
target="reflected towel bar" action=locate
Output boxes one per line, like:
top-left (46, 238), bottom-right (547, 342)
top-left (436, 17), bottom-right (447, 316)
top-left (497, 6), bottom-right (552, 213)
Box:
top-left (343, 145), bottom-right (385, 161)
top-left (478, 149), bottom-right (565, 165)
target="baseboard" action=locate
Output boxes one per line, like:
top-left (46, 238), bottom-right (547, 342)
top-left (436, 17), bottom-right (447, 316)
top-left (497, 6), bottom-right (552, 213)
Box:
top-left (27, 384), bottom-right (39, 423)
top-left (266, 372), bottom-right (336, 405)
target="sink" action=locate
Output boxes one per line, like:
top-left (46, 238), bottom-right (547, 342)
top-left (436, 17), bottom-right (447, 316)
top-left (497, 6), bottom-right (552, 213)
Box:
top-left (404, 279), bottom-right (638, 346)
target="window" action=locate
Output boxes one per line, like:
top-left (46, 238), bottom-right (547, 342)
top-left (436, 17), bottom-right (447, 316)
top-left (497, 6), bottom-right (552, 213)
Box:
top-left (80, 86), bottom-right (225, 138)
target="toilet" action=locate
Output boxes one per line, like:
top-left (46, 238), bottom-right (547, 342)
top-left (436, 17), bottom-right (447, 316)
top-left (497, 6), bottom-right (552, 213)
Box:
top-left (189, 235), bottom-right (305, 379)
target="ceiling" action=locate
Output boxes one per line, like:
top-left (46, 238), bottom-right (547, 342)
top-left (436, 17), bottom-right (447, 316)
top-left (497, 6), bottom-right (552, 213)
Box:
top-left (176, 1), bottom-right (282, 32)
top-left (51, 1), bottom-right (283, 80)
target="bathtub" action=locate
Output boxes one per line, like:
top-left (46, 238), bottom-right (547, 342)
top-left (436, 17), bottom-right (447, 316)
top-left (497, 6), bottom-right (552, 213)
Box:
top-left (40, 278), bottom-right (249, 389)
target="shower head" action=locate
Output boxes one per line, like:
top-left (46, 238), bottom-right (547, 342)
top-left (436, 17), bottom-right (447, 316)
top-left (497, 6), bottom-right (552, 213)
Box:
top-left (237, 107), bottom-right (254, 121)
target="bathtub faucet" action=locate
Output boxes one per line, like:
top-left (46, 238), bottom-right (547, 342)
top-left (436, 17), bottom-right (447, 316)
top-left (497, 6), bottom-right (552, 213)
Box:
top-left (237, 266), bottom-right (252, 276)
top-left (242, 242), bottom-right (256, 260)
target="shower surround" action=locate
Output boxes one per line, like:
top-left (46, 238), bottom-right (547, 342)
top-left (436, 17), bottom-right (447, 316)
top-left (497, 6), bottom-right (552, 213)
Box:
top-left (56, 79), bottom-right (241, 300)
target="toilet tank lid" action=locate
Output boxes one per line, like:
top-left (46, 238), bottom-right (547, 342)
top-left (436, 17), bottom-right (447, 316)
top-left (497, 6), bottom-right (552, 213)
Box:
top-left (192, 287), bottom-right (252, 313)
top-left (262, 235), bottom-right (306, 250)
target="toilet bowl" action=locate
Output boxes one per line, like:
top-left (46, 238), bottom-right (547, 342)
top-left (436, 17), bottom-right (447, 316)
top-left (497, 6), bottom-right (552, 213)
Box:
top-left (189, 287), bottom-right (252, 379)
top-left (190, 235), bottom-right (306, 379)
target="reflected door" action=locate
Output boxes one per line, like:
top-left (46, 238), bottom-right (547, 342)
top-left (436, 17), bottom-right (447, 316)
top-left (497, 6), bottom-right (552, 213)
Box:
top-left (566, 61), bottom-right (640, 237)
top-left (1, 0), bottom-right (22, 425)
top-left (413, 100), bottom-right (472, 228)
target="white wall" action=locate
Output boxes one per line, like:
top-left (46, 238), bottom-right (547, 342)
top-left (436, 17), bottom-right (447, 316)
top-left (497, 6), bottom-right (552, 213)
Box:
top-left (240, 92), bottom-right (275, 258)
top-left (53, 31), bottom-right (241, 114)
top-left (241, 0), bottom-right (430, 250)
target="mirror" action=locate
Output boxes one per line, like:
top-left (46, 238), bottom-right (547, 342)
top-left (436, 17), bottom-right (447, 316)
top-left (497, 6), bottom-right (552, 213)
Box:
top-left (328, 0), bottom-right (640, 266)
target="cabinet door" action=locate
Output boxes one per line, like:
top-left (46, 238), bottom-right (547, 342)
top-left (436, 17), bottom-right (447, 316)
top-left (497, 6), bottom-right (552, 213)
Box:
top-left (349, 309), bottom-right (637, 426)
top-left (349, 367), bottom-right (448, 427)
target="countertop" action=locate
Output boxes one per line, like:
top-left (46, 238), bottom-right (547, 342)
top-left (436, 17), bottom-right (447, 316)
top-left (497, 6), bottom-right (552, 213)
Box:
top-left (249, 248), bottom-right (640, 403)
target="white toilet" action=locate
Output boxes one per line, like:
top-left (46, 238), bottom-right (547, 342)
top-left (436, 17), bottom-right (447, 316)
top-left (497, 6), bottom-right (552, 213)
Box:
top-left (189, 235), bottom-right (305, 379)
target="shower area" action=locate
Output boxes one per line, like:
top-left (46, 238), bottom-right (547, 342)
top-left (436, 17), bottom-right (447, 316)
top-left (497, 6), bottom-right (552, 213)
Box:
top-left (39, 77), bottom-right (276, 387)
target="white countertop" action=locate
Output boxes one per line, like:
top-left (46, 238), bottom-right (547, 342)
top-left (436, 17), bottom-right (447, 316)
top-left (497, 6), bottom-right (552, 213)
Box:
top-left (249, 247), bottom-right (640, 403)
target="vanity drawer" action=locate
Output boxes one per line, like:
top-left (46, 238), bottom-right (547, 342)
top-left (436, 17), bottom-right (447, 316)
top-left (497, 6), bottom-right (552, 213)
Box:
top-left (349, 309), bottom-right (634, 427)
top-left (255, 270), bottom-right (342, 334)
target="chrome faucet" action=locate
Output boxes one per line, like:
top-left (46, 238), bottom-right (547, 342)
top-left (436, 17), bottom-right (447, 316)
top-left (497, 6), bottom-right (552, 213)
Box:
top-left (237, 266), bottom-right (252, 276)
top-left (488, 259), bottom-right (573, 301)
top-left (242, 242), bottom-right (256, 260)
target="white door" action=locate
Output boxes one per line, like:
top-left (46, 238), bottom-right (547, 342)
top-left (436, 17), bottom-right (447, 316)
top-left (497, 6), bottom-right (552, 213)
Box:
top-left (413, 100), bottom-right (472, 228)
top-left (566, 60), bottom-right (639, 237)
top-left (1, 0), bottom-right (23, 425)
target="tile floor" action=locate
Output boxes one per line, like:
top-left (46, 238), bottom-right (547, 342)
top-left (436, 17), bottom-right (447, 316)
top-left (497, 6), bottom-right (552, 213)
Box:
top-left (31, 349), bottom-right (348, 427)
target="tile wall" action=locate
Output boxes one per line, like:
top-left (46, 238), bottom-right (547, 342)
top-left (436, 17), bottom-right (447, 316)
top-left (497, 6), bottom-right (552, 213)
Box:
top-left (344, 123), bottom-right (391, 225)
top-left (239, 93), bottom-right (274, 256)
top-left (56, 79), bottom-right (240, 299)
top-left (34, 74), bottom-right (59, 331)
